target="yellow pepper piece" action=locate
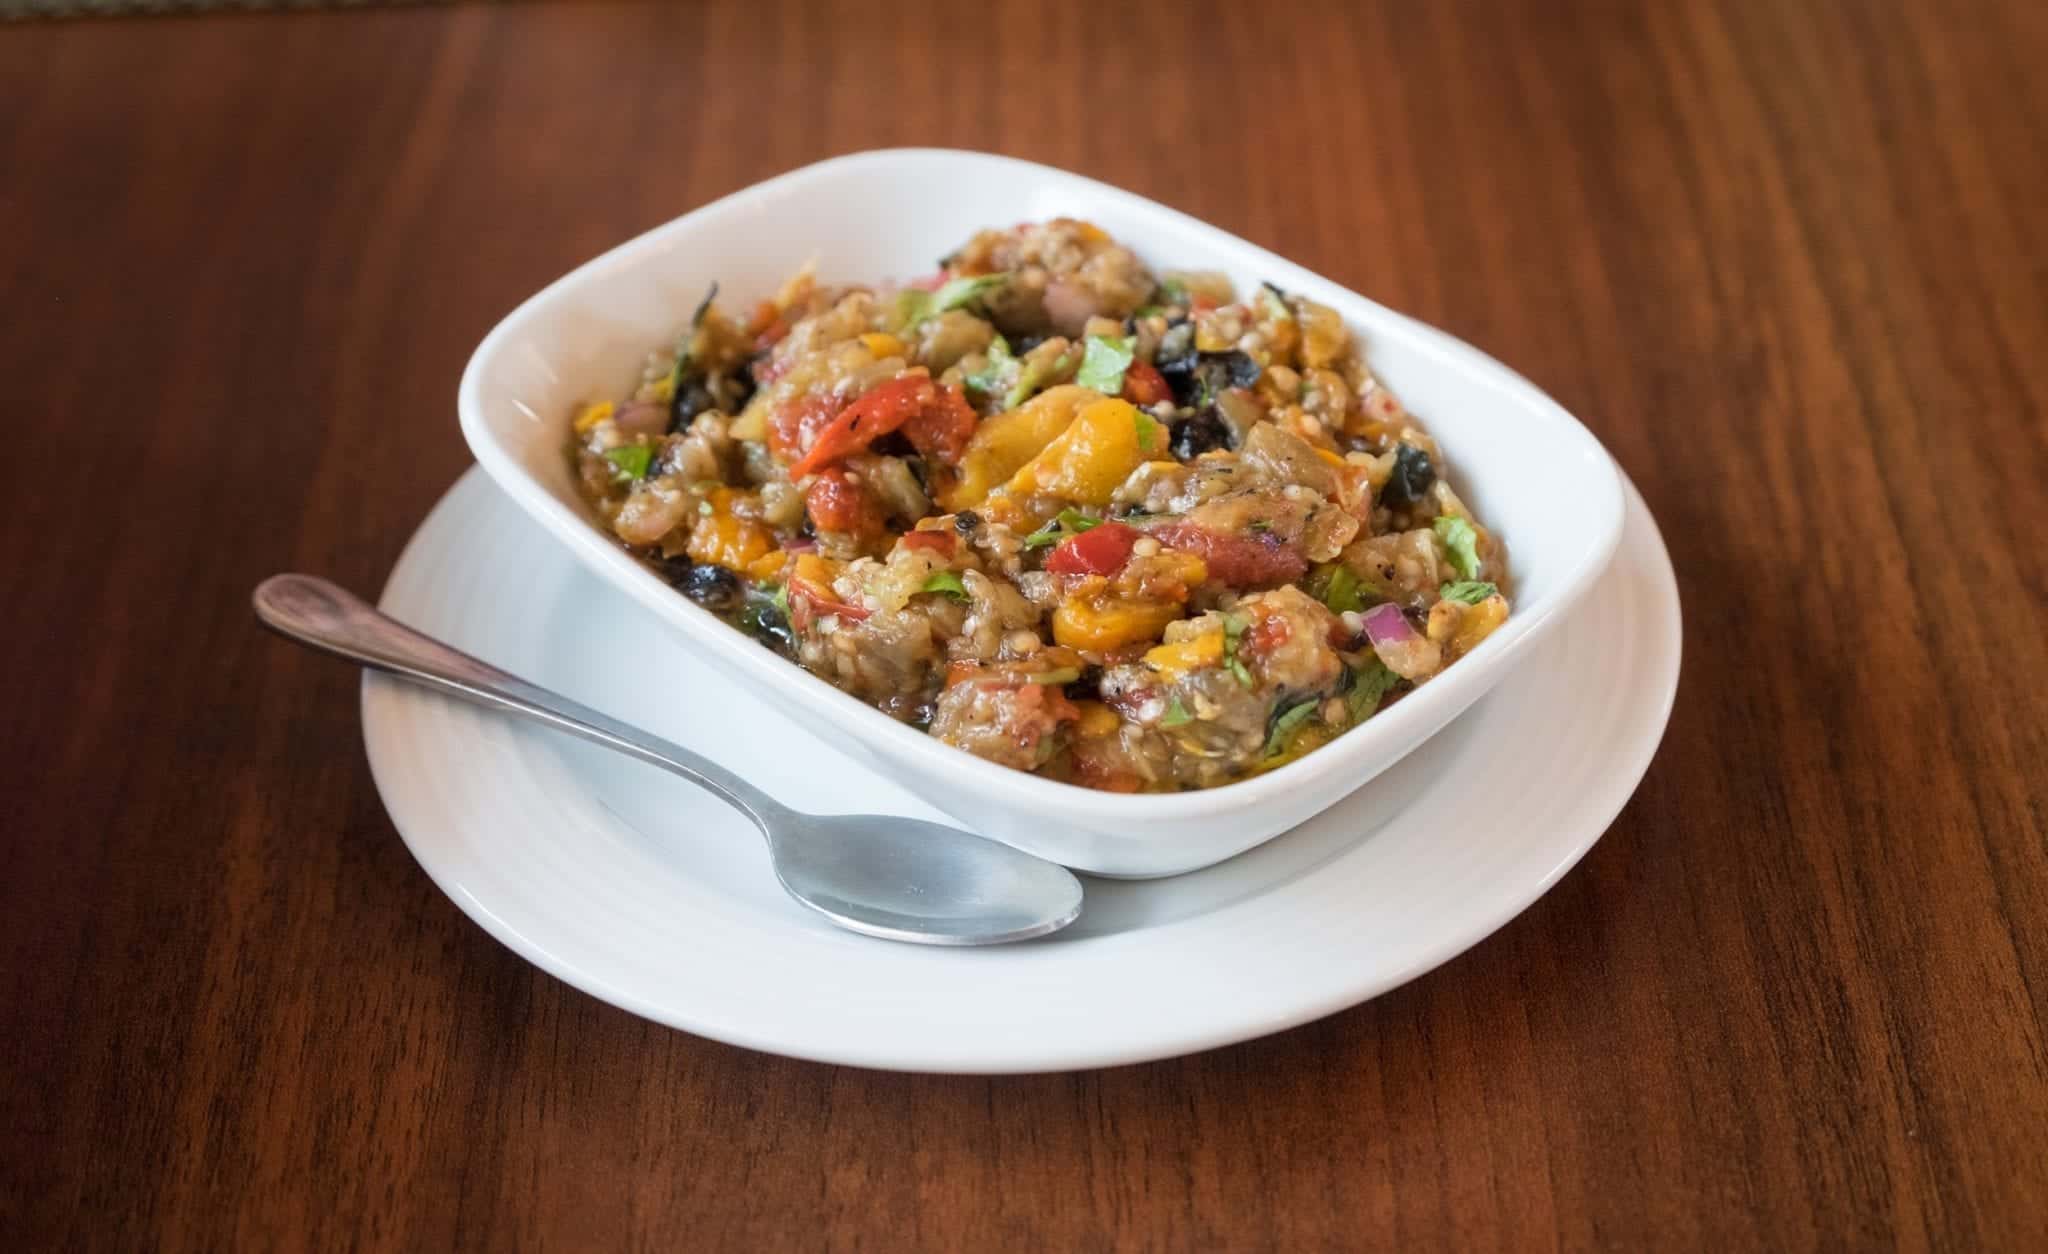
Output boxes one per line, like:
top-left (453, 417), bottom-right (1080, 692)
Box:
top-left (1005, 397), bottom-right (1164, 507)
top-left (1142, 630), bottom-right (1223, 680)
top-left (1453, 594), bottom-right (1510, 656)
top-left (1051, 596), bottom-right (1182, 652)
top-left (745, 550), bottom-right (790, 582)
top-left (1072, 700), bottom-right (1121, 738)
top-left (791, 553), bottom-right (840, 588)
top-left (860, 332), bottom-right (906, 359)
top-left (685, 488), bottom-right (775, 573)
top-left (939, 385), bottom-right (1095, 510)
top-left (572, 400), bottom-right (615, 434)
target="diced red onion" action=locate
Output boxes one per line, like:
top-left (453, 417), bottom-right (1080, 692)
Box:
top-left (1360, 602), bottom-right (1416, 647)
top-left (614, 402), bottom-right (668, 437)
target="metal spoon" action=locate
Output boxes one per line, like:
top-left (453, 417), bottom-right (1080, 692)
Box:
top-left (253, 574), bottom-right (1083, 945)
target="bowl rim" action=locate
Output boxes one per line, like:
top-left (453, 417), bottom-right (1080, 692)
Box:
top-left (458, 147), bottom-right (1625, 821)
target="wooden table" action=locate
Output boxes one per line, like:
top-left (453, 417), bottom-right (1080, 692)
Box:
top-left (5, 2), bottom-right (2043, 1247)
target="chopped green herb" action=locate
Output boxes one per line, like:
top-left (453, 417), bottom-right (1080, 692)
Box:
top-left (1263, 699), bottom-right (1318, 757)
top-left (920, 570), bottom-right (968, 599)
top-left (1022, 508), bottom-right (1103, 549)
top-left (963, 335), bottom-right (1013, 397)
top-left (1433, 515), bottom-right (1483, 580)
top-left (1345, 658), bottom-right (1401, 724)
top-left (1439, 580), bottom-right (1498, 605)
top-left (1132, 304), bottom-right (1165, 320)
top-left (892, 272), bottom-right (1011, 333)
top-left (769, 583), bottom-right (789, 616)
top-left (1221, 612), bottom-right (1254, 687)
top-left (1246, 518), bottom-right (1273, 535)
top-left (1075, 334), bottom-right (1135, 394)
top-left (1320, 564), bottom-right (1364, 614)
top-left (603, 444), bottom-right (653, 482)
top-left (1003, 345), bottom-right (1074, 410)
top-left (1134, 410), bottom-right (1161, 451)
top-left (1030, 667), bottom-right (1081, 686)
top-left (895, 271), bottom-right (1009, 330)
top-left (1161, 696), bottom-right (1193, 728)
top-left (1158, 277), bottom-right (1190, 306)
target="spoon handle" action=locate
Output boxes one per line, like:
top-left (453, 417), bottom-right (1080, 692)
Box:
top-left (253, 573), bottom-right (787, 828)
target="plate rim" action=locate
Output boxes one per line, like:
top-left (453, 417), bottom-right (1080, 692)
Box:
top-left (363, 467), bottom-right (1681, 1072)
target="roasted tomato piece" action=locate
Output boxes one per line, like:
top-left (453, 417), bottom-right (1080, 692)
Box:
top-left (769, 394), bottom-right (841, 461)
top-left (804, 468), bottom-right (885, 536)
top-left (900, 382), bottom-right (978, 466)
top-left (1241, 614), bottom-right (1293, 661)
top-left (1150, 521), bottom-right (1306, 588)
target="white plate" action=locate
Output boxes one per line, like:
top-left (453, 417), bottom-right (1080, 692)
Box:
top-left (363, 467), bottom-right (1679, 1072)
top-left (457, 149), bottom-right (1626, 875)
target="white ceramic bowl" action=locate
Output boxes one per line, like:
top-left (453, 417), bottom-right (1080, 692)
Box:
top-left (458, 149), bottom-right (1624, 878)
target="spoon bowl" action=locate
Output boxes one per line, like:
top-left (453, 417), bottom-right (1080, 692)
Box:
top-left (769, 815), bottom-right (1082, 944)
top-left (253, 573), bottom-right (1084, 946)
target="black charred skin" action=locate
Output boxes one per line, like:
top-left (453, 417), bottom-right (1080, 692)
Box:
top-left (1382, 443), bottom-right (1437, 507)
top-left (660, 557), bottom-right (743, 612)
top-left (1169, 407), bottom-right (1233, 459)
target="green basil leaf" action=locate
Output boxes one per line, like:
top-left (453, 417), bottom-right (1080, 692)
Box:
top-left (1075, 334), bottom-right (1135, 394)
top-left (896, 272), bottom-right (1008, 330)
top-left (1263, 699), bottom-right (1318, 757)
top-left (1023, 508), bottom-right (1103, 549)
top-left (1439, 580), bottom-right (1498, 605)
top-left (1320, 564), bottom-right (1364, 614)
top-left (920, 570), bottom-right (968, 599)
top-left (603, 444), bottom-right (653, 483)
top-left (963, 335), bottom-right (1013, 397)
top-left (1345, 658), bottom-right (1401, 724)
top-left (1433, 515), bottom-right (1483, 580)
top-left (1003, 345), bottom-right (1073, 410)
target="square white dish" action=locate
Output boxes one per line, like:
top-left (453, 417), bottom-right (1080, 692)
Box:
top-left (457, 148), bottom-right (1624, 877)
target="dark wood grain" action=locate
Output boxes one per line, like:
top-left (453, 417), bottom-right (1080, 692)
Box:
top-left (3, 1), bottom-right (2044, 1248)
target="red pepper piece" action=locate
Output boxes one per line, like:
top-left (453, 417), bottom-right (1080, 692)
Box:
top-left (787, 375), bottom-right (935, 479)
top-left (787, 577), bottom-right (871, 625)
top-left (1044, 521), bottom-right (1141, 576)
top-left (899, 530), bottom-right (958, 557)
top-left (1121, 360), bottom-right (1170, 406)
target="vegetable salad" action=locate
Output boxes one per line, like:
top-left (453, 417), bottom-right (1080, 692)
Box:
top-left (570, 219), bottom-right (1509, 792)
